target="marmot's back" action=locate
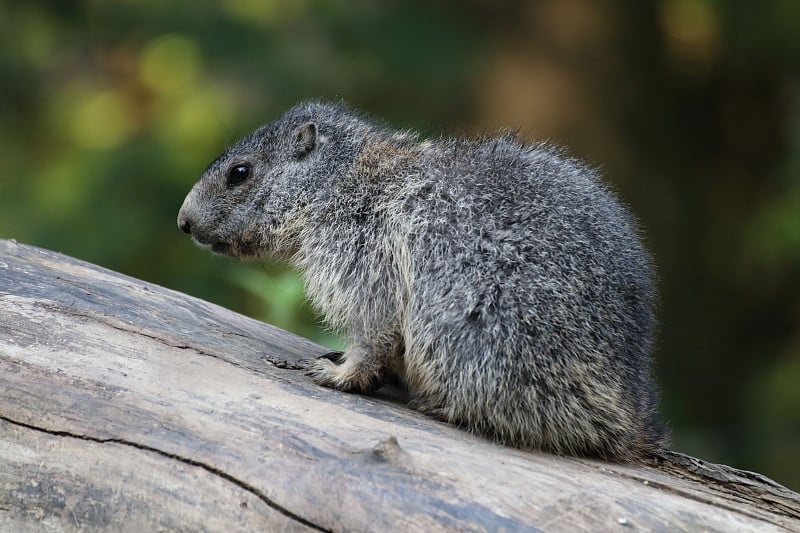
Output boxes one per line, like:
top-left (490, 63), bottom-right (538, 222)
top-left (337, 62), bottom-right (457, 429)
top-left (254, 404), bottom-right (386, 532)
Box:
top-left (388, 137), bottom-right (664, 459)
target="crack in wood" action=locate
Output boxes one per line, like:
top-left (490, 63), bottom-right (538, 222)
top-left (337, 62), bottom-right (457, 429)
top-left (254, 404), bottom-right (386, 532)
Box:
top-left (0, 414), bottom-right (328, 532)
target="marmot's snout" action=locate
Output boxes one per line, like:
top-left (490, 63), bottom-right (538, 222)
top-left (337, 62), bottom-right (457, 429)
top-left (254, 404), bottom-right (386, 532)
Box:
top-left (177, 193), bottom-right (198, 236)
top-left (178, 214), bottom-right (192, 234)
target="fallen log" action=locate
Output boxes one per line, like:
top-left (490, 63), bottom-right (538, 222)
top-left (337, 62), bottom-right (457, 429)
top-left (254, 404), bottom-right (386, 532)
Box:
top-left (1, 238), bottom-right (798, 532)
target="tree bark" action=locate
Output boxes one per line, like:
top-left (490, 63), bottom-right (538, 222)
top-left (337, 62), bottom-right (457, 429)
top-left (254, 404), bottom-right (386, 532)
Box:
top-left (1, 238), bottom-right (798, 532)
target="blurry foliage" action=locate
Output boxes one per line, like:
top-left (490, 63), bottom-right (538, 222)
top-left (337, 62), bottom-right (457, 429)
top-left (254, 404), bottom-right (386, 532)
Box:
top-left (0, 0), bottom-right (798, 488)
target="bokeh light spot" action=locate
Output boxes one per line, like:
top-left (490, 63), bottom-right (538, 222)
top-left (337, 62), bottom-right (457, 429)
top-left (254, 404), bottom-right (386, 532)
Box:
top-left (70, 91), bottom-right (135, 150)
top-left (138, 34), bottom-right (202, 96)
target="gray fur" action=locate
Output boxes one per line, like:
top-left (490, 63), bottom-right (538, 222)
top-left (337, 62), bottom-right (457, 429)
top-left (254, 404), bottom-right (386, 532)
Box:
top-left (177, 101), bottom-right (668, 462)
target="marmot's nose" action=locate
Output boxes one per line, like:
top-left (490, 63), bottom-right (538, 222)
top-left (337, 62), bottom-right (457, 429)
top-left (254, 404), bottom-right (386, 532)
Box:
top-left (178, 215), bottom-right (192, 234)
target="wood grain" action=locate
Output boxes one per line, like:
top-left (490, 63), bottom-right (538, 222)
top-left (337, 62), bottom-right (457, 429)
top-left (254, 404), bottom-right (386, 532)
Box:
top-left (1, 238), bottom-right (798, 532)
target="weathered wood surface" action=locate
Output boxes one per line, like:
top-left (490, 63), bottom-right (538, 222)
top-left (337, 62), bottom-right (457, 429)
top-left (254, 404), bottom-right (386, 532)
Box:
top-left (1, 237), bottom-right (798, 532)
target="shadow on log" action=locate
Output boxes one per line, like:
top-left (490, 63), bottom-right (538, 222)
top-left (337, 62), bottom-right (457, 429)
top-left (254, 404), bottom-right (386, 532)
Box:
top-left (1, 238), bottom-right (798, 532)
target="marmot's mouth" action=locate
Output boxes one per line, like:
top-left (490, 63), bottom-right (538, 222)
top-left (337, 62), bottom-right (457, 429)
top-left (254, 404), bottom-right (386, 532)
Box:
top-left (190, 233), bottom-right (232, 256)
top-left (210, 241), bottom-right (231, 255)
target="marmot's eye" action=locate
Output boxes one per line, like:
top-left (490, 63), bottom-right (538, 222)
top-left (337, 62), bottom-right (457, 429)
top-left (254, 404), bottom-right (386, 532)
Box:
top-left (227, 164), bottom-right (251, 186)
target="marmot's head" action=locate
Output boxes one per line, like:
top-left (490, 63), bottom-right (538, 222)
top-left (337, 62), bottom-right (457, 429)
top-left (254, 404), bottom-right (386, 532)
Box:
top-left (177, 101), bottom-right (365, 259)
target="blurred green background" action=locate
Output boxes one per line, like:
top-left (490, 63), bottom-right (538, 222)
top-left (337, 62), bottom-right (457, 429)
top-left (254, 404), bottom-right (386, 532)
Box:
top-left (1, 0), bottom-right (798, 488)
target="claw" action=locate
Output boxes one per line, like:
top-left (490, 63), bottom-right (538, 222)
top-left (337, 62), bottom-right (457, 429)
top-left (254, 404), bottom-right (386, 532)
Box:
top-left (305, 357), bottom-right (337, 385)
top-left (305, 352), bottom-right (382, 393)
top-left (319, 350), bottom-right (344, 363)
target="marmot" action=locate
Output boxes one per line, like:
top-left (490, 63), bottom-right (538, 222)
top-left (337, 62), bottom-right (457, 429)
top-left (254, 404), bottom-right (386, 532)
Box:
top-left (177, 101), bottom-right (667, 462)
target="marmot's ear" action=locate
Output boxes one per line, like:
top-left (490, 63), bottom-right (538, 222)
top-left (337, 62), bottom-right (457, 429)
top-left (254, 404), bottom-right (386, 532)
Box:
top-left (294, 122), bottom-right (317, 159)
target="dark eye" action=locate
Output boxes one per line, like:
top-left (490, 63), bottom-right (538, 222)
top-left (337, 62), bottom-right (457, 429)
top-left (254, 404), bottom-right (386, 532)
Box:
top-left (227, 164), bottom-right (251, 186)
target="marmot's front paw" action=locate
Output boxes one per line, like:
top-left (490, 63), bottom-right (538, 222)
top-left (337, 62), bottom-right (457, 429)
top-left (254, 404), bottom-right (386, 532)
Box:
top-left (306, 356), bottom-right (340, 388)
top-left (305, 351), bottom-right (382, 393)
